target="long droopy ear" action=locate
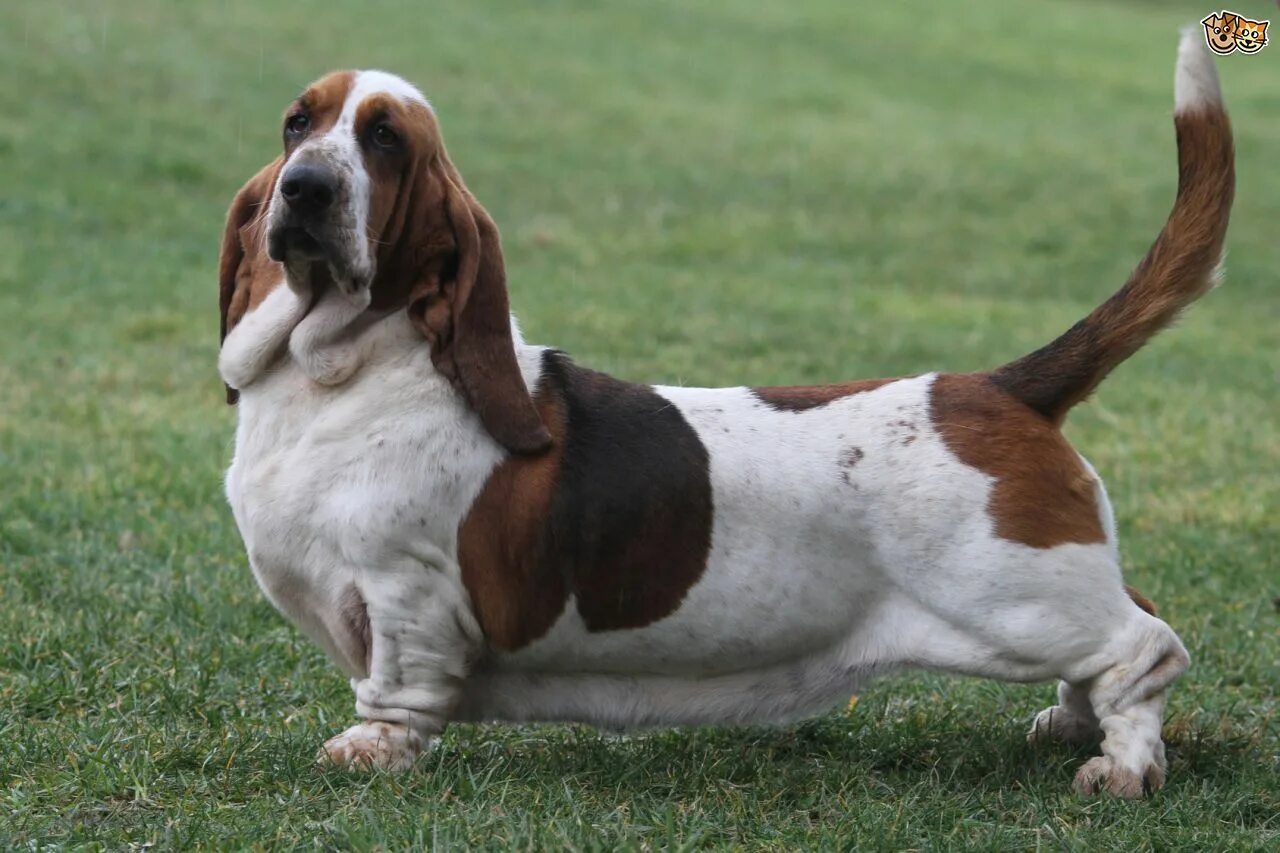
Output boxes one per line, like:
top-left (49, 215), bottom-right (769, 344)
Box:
top-left (407, 159), bottom-right (551, 455)
top-left (218, 157), bottom-right (283, 404)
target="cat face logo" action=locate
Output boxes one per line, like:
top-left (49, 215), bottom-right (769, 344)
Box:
top-left (1233, 15), bottom-right (1269, 53)
top-left (1202, 10), bottom-right (1269, 54)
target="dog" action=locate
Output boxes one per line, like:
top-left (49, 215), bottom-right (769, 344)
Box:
top-left (218, 32), bottom-right (1232, 797)
top-left (1202, 12), bottom-right (1240, 54)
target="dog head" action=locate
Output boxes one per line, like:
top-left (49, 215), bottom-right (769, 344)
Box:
top-left (1202, 12), bottom-right (1239, 54)
top-left (219, 70), bottom-right (549, 453)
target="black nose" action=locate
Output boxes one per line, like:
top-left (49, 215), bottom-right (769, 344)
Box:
top-left (279, 164), bottom-right (337, 217)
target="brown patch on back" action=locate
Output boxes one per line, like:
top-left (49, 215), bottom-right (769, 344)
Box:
top-left (459, 352), bottom-right (714, 651)
top-left (931, 373), bottom-right (1106, 549)
top-left (752, 378), bottom-right (896, 412)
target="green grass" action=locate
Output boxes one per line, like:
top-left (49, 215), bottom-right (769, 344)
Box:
top-left (2, 0), bottom-right (1277, 847)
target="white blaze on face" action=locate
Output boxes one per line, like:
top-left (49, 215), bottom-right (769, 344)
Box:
top-left (268, 70), bottom-right (433, 294)
top-left (332, 72), bottom-right (432, 285)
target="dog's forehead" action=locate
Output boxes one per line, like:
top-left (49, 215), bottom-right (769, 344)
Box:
top-left (341, 70), bottom-right (432, 122)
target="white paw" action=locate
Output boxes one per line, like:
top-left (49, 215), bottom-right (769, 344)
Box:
top-left (1072, 754), bottom-right (1166, 798)
top-left (317, 721), bottom-right (424, 771)
top-left (1028, 705), bottom-right (1100, 746)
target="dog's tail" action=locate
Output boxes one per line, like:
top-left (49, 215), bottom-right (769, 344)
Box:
top-left (990, 31), bottom-right (1234, 423)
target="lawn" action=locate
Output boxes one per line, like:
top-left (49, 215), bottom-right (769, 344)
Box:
top-left (1, 0), bottom-right (1277, 848)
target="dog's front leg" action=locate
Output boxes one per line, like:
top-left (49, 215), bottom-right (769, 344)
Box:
top-left (318, 561), bottom-right (482, 771)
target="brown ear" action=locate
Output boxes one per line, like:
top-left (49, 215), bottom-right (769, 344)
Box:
top-left (407, 162), bottom-right (551, 454)
top-left (218, 158), bottom-right (282, 404)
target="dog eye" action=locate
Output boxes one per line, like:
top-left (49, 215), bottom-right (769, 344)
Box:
top-left (285, 113), bottom-right (310, 136)
top-left (372, 122), bottom-right (399, 149)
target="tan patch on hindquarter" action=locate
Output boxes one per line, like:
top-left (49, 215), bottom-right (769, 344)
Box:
top-left (931, 373), bottom-right (1106, 548)
top-left (752, 378), bottom-right (896, 412)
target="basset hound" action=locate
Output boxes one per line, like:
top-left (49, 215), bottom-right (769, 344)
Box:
top-left (218, 33), bottom-right (1233, 797)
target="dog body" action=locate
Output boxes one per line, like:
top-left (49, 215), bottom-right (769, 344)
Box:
top-left (226, 294), bottom-right (1150, 771)
top-left (226, 312), bottom-right (1132, 722)
top-left (219, 34), bottom-right (1233, 795)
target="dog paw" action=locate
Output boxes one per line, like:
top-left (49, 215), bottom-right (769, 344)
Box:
top-left (317, 721), bottom-right (424, 771)
top-left (1028, 705), bottom-right (1100, 746)
top-left (1072, 755), bottom-right (1166, 798)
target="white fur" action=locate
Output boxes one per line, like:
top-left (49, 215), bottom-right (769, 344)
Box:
top-left (223, 71), bottom-right (1189, 795)
top-left (225, 303), bottom-right (510, 733)
top-left (1176, 28), bottom-right (1222, 113)
top-left (340, 70), bottom-right (430, 117)
top-left (218, 283), bottom-right (307, 390)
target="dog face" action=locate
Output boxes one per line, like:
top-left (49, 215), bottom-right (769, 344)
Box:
top-left (262, 71), bottom-right (420, 299)
top-left (1202, 13), bottom-right (1238, 54)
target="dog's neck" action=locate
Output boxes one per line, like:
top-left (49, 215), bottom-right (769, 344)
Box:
top-left (219, 275), bottom-right (539, 400)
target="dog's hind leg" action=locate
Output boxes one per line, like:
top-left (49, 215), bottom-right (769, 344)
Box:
top-left (1028, 586), bottom-right (1163, 749)
top-left (1028, 680), bottom-right (1101, 746)
top-left (893, 539), bottom-right (1188, 797)
top-left (1067, 615), bottom-right (1189, 797)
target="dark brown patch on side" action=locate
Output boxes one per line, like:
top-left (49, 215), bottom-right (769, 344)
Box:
top-left (459, 351), bottom-right (714, 651)
top-left (751, 378), bottom-right (896, 412)
top-left (931, 373), bottom-right (1106, 549)
top-left (1124, 584), bottom-right (1158, 616)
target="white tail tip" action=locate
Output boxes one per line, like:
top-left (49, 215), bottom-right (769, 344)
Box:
top-left (1175, 28), bottom-right (1223, 113)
